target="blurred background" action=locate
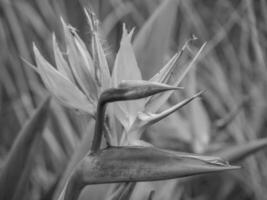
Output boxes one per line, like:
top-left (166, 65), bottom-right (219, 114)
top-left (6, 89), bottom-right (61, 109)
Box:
top-left (1, 0), bottom-right (267, 199)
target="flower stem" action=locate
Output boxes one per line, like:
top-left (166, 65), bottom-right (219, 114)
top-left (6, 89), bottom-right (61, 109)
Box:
top-left (91, 101), bottom-right (106, 152)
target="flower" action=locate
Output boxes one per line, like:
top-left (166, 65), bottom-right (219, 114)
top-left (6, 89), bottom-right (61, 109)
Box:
top-left (33, 11), bottom-right (205, 147)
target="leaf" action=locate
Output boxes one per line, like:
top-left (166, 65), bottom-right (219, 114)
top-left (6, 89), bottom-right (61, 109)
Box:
top-left (128, 91), bottom-right (203, 141)
top-left (61, 18), bottom-right (98, 103)
top-left (11, 135), bottom-right (43, 200)
top-left (145, 42), bottom-right (207, 113)
top-left (213, 138), bottom-right (267, 163)
top-left (215, 97), bottom-right (248, 130)
top-left (133, 0), bottom-right (180, 79)
top-left (52, 120), bottom-right (96, 200)
top-left (112, 25), bottom-right (144, 124)
top-left (33, 44), bottom-right (94, 114)
top-left (77, 146), bottom-right (239, 185)
top-left (0, 97), bottom-right (50, 200)
top-left (100, 80), bottom-right (182, 104)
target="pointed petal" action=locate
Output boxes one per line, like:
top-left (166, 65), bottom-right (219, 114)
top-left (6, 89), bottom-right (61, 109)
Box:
top-left (52, 34), bottom-right (74, 82)
top-left (129, 91), bottom-right (203, 140)
top-left (213, 138), bottom-right (267, 163)
top-left (93, 31), bottom-right (111, 91)
top-left (149, 52), bottom-right (180, 83)
top-left (100, 80), bottom-right (182, 104)
top-left (0, 98), bottom-right (50, 200)
top-left (176, 42), bottom-right (207, 86)
top-left (33, 44), bottom-right (94, 114)
top-left (77, 146), bottom-right (239, 184)
top-left (146, 42), bottom-right (206, 113)
top-left (146, 39), bottom-right (193, 104)
top-left (61, 18), bottom-right (98, 102)
top-left (84, 10), bottom-right (111, 91)
top-left (148, 91), bottom-right (203, 125)
top-left (73, 33), bottom-right (95, 76)
top-left (113, 25), bottom-right (142, 86)
top-left (112, 25), bottom-right (144, 122)
top-left (112, 102), bottom-right (131, 129)
top-left (133, 0), bottom-right (179, 79)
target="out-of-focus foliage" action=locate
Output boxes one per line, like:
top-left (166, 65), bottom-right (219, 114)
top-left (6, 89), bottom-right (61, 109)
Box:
top-left (1, 0), bottom-right (267, 200)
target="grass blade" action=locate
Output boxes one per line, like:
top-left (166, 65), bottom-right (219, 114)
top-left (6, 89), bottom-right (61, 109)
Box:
top-left (187, 67), bottom-right (210, 153)
top-left (0, 97), bottom-right (50, 200)
top-left (52, 120), bottom-right (95, 200)
top-left (213, 138), bottom-right (267, 163)
top-left (11, 134), bottom-right (43, 200)
top-left (133, 0), bottom-right (180, 79)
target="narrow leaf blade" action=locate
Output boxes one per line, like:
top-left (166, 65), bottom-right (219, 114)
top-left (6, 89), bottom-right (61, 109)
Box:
top-left (213, 138), bottom-right (267, 163)
top-left (52, 120), bottom-right (96, 200)
top-left (187, 66), bottom-right (210, 153)
top-left (133, 0), bottom-right (179, 79)
top-left (0, 97), bottom-right (50, 200)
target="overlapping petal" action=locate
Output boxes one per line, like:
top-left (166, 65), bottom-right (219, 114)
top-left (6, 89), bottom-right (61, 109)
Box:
top-left (52, 34), bottom-right (74, 82)
top-left (84, 10), bottom-right (111, 91)
top-left (112, 25), bottom-right (145, 126)
top-left (61, 18), bottom-right (98, 104)
top-left (33, 44), bottom-right (94, 114)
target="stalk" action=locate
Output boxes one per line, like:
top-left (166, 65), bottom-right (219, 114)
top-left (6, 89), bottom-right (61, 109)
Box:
top-left (91, 101), bottom-right (106, 152)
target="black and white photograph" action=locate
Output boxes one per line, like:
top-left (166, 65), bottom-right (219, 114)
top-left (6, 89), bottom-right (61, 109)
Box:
top-left (0, 1), bottom-right (266, 200)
